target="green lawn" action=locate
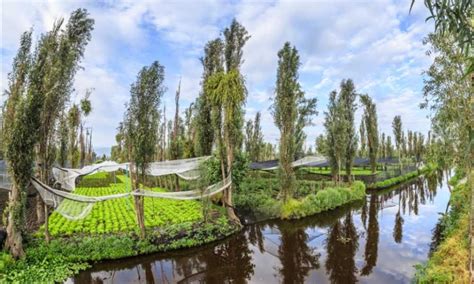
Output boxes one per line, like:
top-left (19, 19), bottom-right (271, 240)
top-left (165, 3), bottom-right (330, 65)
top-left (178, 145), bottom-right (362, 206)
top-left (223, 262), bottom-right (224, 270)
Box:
top-left (45, 174), bottom-right (204, 236)
top-left (304, 167), bottom-right (379, 175)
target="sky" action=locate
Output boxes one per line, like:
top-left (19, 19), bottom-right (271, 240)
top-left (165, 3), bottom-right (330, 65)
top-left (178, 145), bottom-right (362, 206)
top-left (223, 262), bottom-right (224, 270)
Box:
top-left (1, 0), bottom-right (435, 152)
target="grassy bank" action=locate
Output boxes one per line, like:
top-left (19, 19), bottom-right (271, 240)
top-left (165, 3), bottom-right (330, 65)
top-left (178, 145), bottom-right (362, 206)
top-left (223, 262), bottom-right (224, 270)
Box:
top-left (235, 177), bottom-right (366, 220)
top-left (367, 166), bottom-right (431, 189)
top-left (1, 215), bottom-right (238, 283)
top-left (304, 167), bottom-right (379, 175)
top-left (414, 171), bottom-right (470, 283)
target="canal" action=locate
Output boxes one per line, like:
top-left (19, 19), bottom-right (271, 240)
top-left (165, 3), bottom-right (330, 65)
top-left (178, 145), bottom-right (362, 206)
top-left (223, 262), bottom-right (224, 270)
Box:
top-left (70, 173), bottom-right (448, 283)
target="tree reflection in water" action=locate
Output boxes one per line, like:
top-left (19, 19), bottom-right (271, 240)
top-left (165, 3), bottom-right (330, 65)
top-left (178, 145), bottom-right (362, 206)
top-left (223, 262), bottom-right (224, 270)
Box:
top-left (277, 222), bottom-right (320, 284)
top-left (325, 212), bottom-right (359, 284)
top-left (361, 194), bottom-right (379, 276)
top-left (72, 174), bottom-right (446, 283)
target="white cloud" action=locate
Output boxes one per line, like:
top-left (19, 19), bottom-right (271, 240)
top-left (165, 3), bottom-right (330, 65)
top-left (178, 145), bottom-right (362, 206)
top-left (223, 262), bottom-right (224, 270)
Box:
top-left (1, 0), bottom-right (435, 149)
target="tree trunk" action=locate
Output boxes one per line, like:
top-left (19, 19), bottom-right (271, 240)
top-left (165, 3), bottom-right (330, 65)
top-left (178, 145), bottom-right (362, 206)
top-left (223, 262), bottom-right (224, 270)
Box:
top-left (224, 126), bottom-right (241, 225)
top-left (131, 163), bottom-right (145, 239)
top-left (5, 184), bottom-right (25, 258)
top-left (44, 204), bottom-right (50, 243)
top-left (36, 196), bottom-right (45, 224)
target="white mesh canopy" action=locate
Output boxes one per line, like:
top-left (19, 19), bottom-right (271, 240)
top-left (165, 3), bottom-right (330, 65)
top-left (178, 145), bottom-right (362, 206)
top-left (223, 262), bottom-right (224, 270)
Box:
top-left (53, 161), bottom-right (130, 191)
top-left (134, 176), bottom-right (231, 200)
top-left (32, 178), bottom-right (131, 220)
top-left (0, 160), bottom-right (12, 190)
top-left (146, 156), bottom-right (210, 176)
top-left (255, 156), bottom-right (327, 170)
top-left (53, 157), bottom-right (210, 191)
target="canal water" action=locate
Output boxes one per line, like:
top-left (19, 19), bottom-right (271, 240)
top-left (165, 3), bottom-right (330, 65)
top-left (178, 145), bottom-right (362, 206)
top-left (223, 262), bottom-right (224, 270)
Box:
top-left (70, 173), bottom-right (448, 283)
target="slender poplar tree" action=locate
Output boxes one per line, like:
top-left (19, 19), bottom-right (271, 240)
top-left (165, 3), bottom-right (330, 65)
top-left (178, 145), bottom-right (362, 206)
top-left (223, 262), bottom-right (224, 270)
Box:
top-left (338, 79), bottom-right (358, 181)
top-left (359, 119), bottom-right (367, 157)
top-left (360, 94), bottom-right (379, 174)
top-left (392, 115), bottom-right (403, 170)
top-left (272, 42), bottom-right (316, 201)
top-left (125, 61), bottom-right (165, 238)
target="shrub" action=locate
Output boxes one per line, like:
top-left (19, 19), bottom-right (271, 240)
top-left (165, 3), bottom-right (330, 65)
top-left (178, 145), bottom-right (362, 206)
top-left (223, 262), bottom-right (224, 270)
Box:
top-left (282, 181), bottom-right (366, 219)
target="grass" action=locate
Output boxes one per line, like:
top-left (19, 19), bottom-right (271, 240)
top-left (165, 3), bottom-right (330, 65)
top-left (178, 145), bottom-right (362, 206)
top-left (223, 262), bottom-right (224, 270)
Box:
top-left (281, 181), bottom-right (366, 219)
top-left (304, 167), bottom-right (379, 175)
top-left (414, 171), bottom-right (471, 283)
top-left (42, 174), bottom-right (204, 236)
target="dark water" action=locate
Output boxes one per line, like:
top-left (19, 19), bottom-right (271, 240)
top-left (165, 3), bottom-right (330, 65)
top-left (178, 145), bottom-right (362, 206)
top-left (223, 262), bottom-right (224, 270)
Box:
top-left (69, 174), bottom-right (448, 284)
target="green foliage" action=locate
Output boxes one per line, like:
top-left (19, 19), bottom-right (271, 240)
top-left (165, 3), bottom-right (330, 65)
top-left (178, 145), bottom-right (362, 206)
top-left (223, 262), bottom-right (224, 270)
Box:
top-left (235, 177), bottom-right (364, 220)
top-left (272, 42), bottom-right (317, 201)
top-left (2, 215), bottom-right (238, 283)
top-left (368, 168), bottom-right (430, 189)
top-left (281, 181), bottom-right (366, 219)
top-left (414, 176), bottom-right (470, 283)
top-left (203, 153), bottom-right (249, 190)
top-left (360, 94), bottom-right (379, 173)
top-left (125, 61), bottom-right (165, 183)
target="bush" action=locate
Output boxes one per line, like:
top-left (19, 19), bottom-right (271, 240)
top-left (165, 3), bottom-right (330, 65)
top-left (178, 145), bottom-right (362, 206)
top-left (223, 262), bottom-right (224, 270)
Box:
top-left (282, 181), bottom-right (366, 219)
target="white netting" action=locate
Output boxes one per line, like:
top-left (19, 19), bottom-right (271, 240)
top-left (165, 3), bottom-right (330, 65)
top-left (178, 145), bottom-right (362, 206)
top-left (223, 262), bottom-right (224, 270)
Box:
top-left (146, 156), bottom-right (210, 176)
top-left (0, 160), bottom-right (12, 191)
top-left (53, 157), bottom-right (211, 191)
top-left (31, 178), bottom-right (131, 220)
top-left (254, 155), bottom-right (327, 170)
top-left (53, 161), bottom-right (129, 191)
top-left (32, 173), bottom-right (231, 220)
top-left (134, 176), bottom-right (231, 200)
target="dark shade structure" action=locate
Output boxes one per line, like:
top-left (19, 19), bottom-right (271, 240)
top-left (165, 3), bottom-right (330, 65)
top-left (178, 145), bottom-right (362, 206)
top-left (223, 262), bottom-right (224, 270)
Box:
top-left (249, 157), bottom-right (400, 170)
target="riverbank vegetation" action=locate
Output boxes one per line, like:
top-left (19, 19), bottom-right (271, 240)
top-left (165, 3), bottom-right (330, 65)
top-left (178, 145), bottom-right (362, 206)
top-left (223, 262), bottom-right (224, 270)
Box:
top-left (234, 177), bottom-right (365, 220)
top-left (1, 215), bottom-right (238, 283)
top-left (367, 165), bottom-right (434, 190)
top-left (415, 171), bottom-right (470, 283)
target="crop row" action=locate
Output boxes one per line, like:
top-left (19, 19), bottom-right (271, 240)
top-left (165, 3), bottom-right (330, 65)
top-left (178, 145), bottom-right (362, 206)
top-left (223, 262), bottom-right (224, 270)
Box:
top-left (46, 175), bottom-right (203, 236)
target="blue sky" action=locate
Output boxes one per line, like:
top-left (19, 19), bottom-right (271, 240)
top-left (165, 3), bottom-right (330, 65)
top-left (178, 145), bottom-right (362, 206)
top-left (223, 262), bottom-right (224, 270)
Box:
top-left (1, 0), bottom-right (434, 149)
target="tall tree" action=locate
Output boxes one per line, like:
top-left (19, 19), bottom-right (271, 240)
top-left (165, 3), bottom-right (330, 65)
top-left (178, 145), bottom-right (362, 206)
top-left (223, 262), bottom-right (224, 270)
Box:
top-left (272, 42), bottom-right (316, 201)
top-left (68, 104), bottom-right (80, 168)
top-left (205, 70), bottom-right (246, 222)
top-left (36, 9), bottom-right (93, 223)
top-left (79, 91), bottom-right (92, 167)
top-left (245, 112), bottom-right (264, 161)
top-left (392, 115), bottom-right (403, 170)
top-left (251, 112), bottom-right (264, 161)
top-left (170, 80), bottom-right (182, 191)
top-left (338, 79), bottom-right (358, 181)
top-left (380, 133), bottom-right (386, 159)
top-left (359, 119), bottom-right (367, 157)
top-left (125, 61), bottom-right (165, 238)
top-left (386, 135), bottom-right (394, 158)
top-left (324, 91), bottom-right (347, 183)
top-left (422, 32), bottom-right (473, 182)
top-left (315, 134), bottom-right (327, 156)
top-left (2, 30), bottom-right (33, 258)
top-left (204, 19), bottom-right (249, 222)
top-left (57, 113), bottom-right (69, 167)
top-left (360, 94), bottom-right (379, 174)
top-left (196, 39), bottom-right (224, 156)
